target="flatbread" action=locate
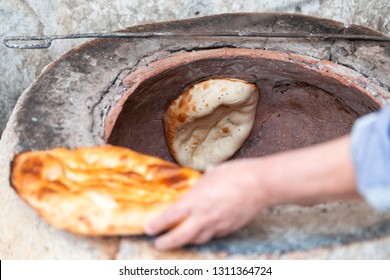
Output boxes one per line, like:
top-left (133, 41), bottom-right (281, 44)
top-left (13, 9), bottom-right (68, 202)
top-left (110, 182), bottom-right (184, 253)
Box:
top-left (10, 146), bottom-right (200, 236)
top-left (164, 78), bottom-right (259, 170)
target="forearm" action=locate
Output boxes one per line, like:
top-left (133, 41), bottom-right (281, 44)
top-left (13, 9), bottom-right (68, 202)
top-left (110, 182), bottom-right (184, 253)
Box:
top-left (256, 135), bottom-right (361, 207)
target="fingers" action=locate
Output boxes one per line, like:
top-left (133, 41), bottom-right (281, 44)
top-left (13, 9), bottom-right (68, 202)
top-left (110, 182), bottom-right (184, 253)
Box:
top-left (148, 207), bottom-right (255, 250)
top-left (152, 213), bottom-right (250, 250)
top-left (145, 181), bottom-right (207, 236)
top-left (145, 202), bottom-right (190, 235)
top-left (154, 217), bottom-right (201, 251)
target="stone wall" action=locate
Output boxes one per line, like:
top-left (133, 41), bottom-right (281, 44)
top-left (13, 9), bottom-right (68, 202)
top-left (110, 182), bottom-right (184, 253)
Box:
top-left (1, 0), bottom-right (389, 137)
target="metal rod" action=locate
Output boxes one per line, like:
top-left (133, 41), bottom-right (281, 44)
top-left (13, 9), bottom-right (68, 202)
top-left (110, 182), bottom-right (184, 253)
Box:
top-left (4, 31), bottom-right (390, 49)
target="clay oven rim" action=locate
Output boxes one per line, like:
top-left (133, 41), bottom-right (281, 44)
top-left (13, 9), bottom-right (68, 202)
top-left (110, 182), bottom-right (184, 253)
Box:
top-left (104, 47), bottom-right (387, 140)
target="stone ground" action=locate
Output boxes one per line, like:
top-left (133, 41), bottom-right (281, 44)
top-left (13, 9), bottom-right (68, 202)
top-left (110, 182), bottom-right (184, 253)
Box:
top-left (1, 0), bottom-right (390, 138)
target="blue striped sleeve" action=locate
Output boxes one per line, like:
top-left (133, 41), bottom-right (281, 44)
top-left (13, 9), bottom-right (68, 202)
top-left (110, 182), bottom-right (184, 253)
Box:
top-left (351, 105), bottom-right (390, 211)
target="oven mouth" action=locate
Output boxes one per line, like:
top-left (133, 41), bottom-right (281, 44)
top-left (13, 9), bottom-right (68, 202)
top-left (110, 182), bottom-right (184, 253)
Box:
top-left (105, 48), bottom-right (384, 162)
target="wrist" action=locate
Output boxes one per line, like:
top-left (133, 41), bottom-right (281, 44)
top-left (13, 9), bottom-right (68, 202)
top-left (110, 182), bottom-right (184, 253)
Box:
top-left (240, 158), bottom-right (279, 210)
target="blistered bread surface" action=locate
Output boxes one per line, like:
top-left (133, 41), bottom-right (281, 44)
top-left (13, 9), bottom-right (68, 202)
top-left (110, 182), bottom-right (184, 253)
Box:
top-left (11, 146), bottom-right (200, 235)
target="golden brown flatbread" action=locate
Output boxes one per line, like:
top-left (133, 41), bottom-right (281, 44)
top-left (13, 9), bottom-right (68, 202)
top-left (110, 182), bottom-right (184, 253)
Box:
top-left (10, 146), bottom-right (200, 236)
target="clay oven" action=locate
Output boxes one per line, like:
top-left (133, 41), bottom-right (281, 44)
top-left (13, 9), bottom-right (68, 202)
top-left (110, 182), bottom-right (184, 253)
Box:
top-left (1, 14), bottom-right (390, 259)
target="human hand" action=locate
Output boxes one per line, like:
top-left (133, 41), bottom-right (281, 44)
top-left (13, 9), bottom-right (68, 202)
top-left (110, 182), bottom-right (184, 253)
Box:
top-left (145, 135), bottom-right (359, 251)
top-left (145, 159), bottom-right (267, 251)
